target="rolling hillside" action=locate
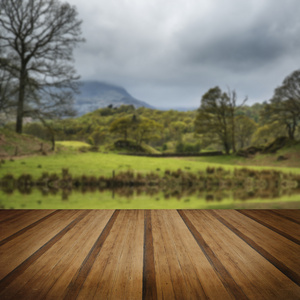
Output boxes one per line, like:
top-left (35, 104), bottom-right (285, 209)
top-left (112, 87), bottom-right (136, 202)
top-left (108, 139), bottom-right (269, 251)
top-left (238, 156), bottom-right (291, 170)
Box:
top-left (75, 81), bottom-right (155, 115)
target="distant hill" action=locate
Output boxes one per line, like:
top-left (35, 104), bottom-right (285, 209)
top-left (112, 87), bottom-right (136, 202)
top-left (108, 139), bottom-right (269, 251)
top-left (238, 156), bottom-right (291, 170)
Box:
top-left (74, 81), bottom-right (155, 115)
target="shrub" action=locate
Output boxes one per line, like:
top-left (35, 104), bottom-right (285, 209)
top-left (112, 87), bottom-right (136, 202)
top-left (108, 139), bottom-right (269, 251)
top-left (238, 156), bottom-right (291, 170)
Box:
top-left (89, 146), bottom-right (99, 152)
top-left (175, 142), bottom-right (185, 153)
top-left (176, 142), bottom-right (201, 153)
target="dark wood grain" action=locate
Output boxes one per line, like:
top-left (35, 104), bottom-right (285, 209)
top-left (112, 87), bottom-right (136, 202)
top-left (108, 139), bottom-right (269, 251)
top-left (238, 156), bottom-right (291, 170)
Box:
top-left (178, 210), bottom-right (247, 300)
top-left (143, 210), bottom-right (157, 300)
top-left (0, 210), bottom-right (32, 225)
top-left (0, 210), bottom-right (89, 295)
top-left (238, 209), bottom-right (300, 244)
top-left (271, 209), bottom-right (300, 224)
top-left (0, 210), bottom-right (59, 246)
top-left (0, 209), bottom-right (299, 300)
top-left (64, 210), bottom-right (120, 300)
top-left (212, 210), bottom-right (300, 285)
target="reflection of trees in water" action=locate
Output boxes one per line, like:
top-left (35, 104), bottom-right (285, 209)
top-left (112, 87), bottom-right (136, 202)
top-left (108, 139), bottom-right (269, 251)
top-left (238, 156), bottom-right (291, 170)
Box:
top-left (1, 168), bottom-right (300, 202)
top-left (2, 184), bottom-right (298, 203)
top-left (233, 187), bottom-right (300, 201)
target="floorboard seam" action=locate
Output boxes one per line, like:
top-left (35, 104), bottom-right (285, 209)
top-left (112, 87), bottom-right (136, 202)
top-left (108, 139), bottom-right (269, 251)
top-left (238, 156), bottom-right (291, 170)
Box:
top-left (63, 210), bottom-right (120, 300)
top-left (178, 210), bottom-right (248, 300)
top-left (269, 210), bottom-right (300, 225)
top-left (211, 210), bottom-right (300, 286)
top-left (143, 210), bottom-right (157, 300)
top-left (0, 210), bottom-right (32, 225)
top-left (237, 210), bottom-right (300, 245)
top-left (0, 210), bottom-right (90, 293)
top-left (0, 210), bottom-right (60, 246)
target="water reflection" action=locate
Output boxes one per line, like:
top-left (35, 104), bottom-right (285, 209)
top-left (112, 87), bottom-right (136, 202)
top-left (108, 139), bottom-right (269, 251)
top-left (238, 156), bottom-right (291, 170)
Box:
top-left (1, 182), bottom-right (300, 203)
top-left (1, 168), bottom-right (300, 204)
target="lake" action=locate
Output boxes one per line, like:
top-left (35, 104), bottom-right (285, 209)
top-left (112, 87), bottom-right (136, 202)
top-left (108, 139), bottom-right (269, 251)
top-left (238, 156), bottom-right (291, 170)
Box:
top-left (1, 185), bottom-right (299, 209)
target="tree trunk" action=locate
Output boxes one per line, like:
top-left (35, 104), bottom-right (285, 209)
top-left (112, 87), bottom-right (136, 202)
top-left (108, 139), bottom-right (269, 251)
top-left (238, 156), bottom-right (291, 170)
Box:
top-left (229, 98), bottom-right (236, 153)
top-left (231, 116), bottom-right (236, 153)
top-left (287, 124), bottom-right (295, 140)
top-left (51, 135), bottom-right (55, 151)
top-left (241, 140), bottom-right (244, 149)
top-left (224, 140), bottom-right (230, 155)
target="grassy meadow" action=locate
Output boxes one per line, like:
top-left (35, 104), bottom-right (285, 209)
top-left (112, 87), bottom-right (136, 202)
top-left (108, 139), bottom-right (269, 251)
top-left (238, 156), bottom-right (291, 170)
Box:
top-left (2, 150), bottom-right (300, 180)
top-left (1, 140), bottom-right (300, 209)
top-left (1, 135), bottom-right (300, 209)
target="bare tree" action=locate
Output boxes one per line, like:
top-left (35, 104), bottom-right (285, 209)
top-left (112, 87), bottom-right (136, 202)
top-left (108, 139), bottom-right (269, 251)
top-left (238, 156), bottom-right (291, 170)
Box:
top-left (0, 63), bottom-right (16, 113)
top-left (0, 0), bottom-right (84, 133)
top-left (0, 45), bottom-right (18, 115)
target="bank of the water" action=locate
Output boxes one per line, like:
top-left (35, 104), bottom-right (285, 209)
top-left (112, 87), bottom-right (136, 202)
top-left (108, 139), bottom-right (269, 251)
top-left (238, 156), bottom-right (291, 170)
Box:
top-left (1, 189), bottom-right (300, 209)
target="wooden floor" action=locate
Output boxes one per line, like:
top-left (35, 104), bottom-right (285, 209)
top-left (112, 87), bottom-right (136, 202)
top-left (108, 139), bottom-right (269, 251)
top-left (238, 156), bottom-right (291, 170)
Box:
top-left (0, 210), bottom-right (299, 300)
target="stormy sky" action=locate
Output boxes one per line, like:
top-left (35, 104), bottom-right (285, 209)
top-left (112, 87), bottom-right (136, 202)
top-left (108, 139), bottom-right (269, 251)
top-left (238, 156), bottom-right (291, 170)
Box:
top-left (68, 0), bottom-right (300, 108)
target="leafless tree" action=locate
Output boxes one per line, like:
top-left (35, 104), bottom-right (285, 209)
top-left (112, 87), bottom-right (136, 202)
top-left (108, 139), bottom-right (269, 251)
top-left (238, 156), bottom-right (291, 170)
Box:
top-left (0, 62), bottom-right (16, 113)
top-left (0, 0), bottom-right (84, 133)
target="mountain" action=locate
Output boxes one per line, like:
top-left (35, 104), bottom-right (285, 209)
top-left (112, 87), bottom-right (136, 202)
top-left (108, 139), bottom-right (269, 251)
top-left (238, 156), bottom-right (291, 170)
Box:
top-left (74, 81), bottom-right (155, 115)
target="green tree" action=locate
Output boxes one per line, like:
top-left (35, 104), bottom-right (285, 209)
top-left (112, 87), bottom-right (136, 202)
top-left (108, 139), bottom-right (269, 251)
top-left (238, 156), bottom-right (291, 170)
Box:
top-left (227, 89), bottom-right (247, 153)
top-left (195, 87), bottom-right (246, 154)
top-left (131, 117), bottom-right (162, 145)
top-left (0, 0), bottom-right (84, 133)
top-left (109, 115), bottom-right (162, 145)
top-left (109, 116), bottom-right (133, 140)
top-left (262, 70), bottom-right (300, 140)
top-left (235, 115), bottom-right (257, 149)
top-left (251, 122), bottom-right (286, 146)
top-left (195, 87), bottom-right (232, 154)
top-left (88, 126), bottom-right (107, 146)
top-left (169, 121), bottom-right (187, 141)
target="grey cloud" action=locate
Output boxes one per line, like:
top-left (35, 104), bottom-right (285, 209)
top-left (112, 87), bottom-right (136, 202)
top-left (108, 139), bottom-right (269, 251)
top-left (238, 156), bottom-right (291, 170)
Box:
top-left (69, 0), bottom-right (300, 107)
top-left (184, 28), bottom-right (286, 72)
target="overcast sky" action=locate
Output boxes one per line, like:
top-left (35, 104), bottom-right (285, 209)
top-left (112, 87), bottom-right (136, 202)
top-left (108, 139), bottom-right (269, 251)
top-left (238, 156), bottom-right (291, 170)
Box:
top-left (68, 0), bottom-right (300, 108)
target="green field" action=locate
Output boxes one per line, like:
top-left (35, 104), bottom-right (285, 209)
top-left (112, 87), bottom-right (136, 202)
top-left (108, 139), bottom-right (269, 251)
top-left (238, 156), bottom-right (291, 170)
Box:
top-left (2, 151), bottom-right (300, 180)
top-left (1, 150), bottom-right (300, 209)
top-left (56, 141), bottom-right (91, 149)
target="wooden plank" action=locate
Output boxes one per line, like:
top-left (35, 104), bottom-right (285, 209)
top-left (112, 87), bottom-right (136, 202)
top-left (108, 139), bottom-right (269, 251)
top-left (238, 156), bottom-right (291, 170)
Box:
top-left (271, 209), bottom-right (300, 224)
top-left (0, 210), bottom-right (59, 245)
top-left (151, 210), bottom-right (176, 299)
top-left (238, 209), bottom-right (300, 244)
top-left (64, 210), bottom-right (119, 300)
top-left (0, 210), bottom-right (31, 224)
top-left (212, 210), bottom-right (300, 285)
top-left (73, 211), bottom-right (128, 300)
top-left (177, 210), bottom-right (246, 300)
top-left (109, 210), bottom-right (144, 300)
top-left (152, 210), bottom-right (232, 300)
top-left (75, 210), bottom-right (144, 300)
top-left (0, 209), bottom-right (299, 299)
top-left (0, 210), bottom-right (82, 280)
top-left (0, 210), bottom-right (114, 300)
top-left (45, 210), bottom-right (114, 299)
top-left (183, 210), bottom-right (300, 299)
top-left (143, 210), bottom-right (157, 300)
